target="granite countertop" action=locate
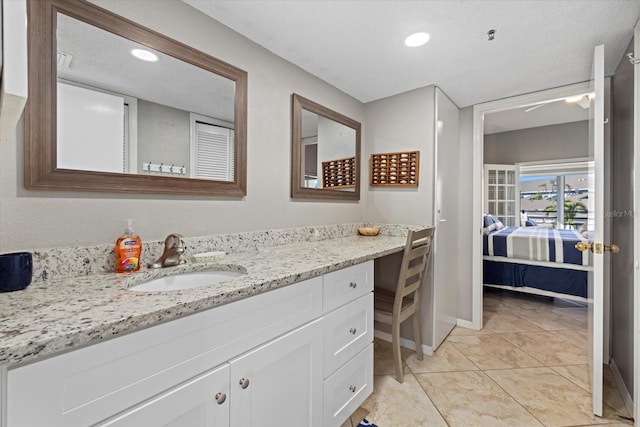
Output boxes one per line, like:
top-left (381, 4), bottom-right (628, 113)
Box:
top-left (0, 234), bottom-right (407, 368)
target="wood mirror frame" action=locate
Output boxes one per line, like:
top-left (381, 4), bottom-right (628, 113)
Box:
top-left (24, 0), bottom-right (247, 196)
top-left (291, 94), bottom-right (361, 201)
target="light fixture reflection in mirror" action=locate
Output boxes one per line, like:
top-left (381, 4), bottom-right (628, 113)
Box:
top-left (291, 94), bottom-right (361, 201)
top-left (25, 0), bottom-right (247, 196)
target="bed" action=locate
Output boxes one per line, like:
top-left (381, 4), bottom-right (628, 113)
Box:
top-left (483, 225), bottom-right (590, 300)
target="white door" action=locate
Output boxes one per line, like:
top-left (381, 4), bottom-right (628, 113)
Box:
top-left (432, 88), bottom-right (459, 350)
top-left (229, 319), bottom-right (323, 427)
top-left (585, 44), bottom-right (606, 416)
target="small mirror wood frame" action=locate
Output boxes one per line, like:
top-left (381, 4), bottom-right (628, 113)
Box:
top-left (290, 94), bottom-right (361, 201)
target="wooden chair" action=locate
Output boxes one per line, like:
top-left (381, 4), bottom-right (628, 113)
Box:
top-left (373, 227), bottom-right (435, 383)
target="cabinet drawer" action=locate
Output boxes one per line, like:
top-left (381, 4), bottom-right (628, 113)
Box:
top-left (323, 261), bottom-right (373, 312)
top-left (323, 344), bottom-right (374, 427)
top-left (323, 293), bottom-right (373, 377)
top-left (7, 277), bottom-right (322, 427)
top-left (98, 363), bottom-right (230, 427)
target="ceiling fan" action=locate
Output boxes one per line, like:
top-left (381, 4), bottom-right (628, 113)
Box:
top-left (524, 94), bottom-right (591, 112)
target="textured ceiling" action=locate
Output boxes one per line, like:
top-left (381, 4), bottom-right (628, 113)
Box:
top-left (57, 13), bottom-right (235, 122)
top-left (184, 0), bottom-right (640, 107)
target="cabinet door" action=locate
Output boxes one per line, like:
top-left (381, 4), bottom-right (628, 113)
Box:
top-left (229, 319), bottom-right (323, 427)
top-left (323, 293), bottom-right (373, 377)
top-left (98, 364), bottom-right (230, 427)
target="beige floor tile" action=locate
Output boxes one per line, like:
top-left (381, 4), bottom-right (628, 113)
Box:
top-left (449, 325), bottom-right (493, 336)
top-left (402, 342), bottom-right (479, 373)
top-left (552, 365), bottom-right (632, 421)
top-left (551, 305), bottom-right (588, 320)
top-left (551, 364), bottom-right (590, 391)
top-left (373, 338), bottom-right (409, 376)
top-left (500, 331), bottom-right (587, 365)
top-left (603, 366), bottom-right (632, 419)
top-left (499, 294), bottom-right (556, 311)
top-left (483, 312), bottom-right (544, 333)
top-left (360, 374), bottom-right (448, 426)
top-left (340, 407), bottom-right (370, 427)
top-left (486, 367), bottom-right (618, 426)
top-left (588, 424), bottom-right (634, 426)
top-left (550, 328), bottom-right (589, 351)
top-left (415, 371), bottom-right (543, 427)
top-left (447, 334), bottom-right (544, 370)
top-left (516, 309), bottom-right (586, 331)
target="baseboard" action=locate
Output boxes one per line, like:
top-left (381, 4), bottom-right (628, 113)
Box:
top-left (456, 318), bottom-right (476, 330)
top-left (610, 358), bottom-right (634, 417)
top-left (373, 330), bottom-right (434, 356)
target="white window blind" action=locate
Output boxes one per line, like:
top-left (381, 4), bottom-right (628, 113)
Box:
top-left (194, 122), bottom-right (234, 181)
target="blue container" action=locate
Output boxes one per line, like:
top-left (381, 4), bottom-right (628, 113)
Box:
top-left (0, 252), bottom-right (33, 292)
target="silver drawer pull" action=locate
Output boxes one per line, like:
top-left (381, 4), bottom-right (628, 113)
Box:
top-left (349, 328), bottom-right (357, 335)
top-left (349, 282), bottom-right (357, 288)
top-left (349, 385), bottom-right (357, 393)
top-left (239, 378), bottom-right (250, 389)
top-left (215, 392), bottom-right (227, 404)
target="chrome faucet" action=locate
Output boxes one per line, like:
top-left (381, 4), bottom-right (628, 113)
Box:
top-left (148, 234), bottom-right (186, 269)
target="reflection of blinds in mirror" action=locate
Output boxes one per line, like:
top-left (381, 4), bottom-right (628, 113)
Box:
top-left (194, 122), bottom-right (233, 181)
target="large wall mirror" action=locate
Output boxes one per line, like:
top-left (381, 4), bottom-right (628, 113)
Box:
top-left (291, 94), bottom-right (361, 201)
top-left (24, 0), bottom-right (247, 196)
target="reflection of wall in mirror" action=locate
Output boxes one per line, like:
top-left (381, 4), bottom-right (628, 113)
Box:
top-left (317, 116), bottom-right (356, 189)
top-left (137, 100), bottom-right (190, 175)
top-left (302, 136), bottom-right (318, 188)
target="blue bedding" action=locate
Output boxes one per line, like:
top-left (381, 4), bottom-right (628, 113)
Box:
top-left (483, 260), bottom-right (587, 298)
top-left (483, 226), bottom-right (587, 266)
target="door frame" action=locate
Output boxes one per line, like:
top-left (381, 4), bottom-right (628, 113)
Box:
top-left (471, 81), bottom-right (597, 329)
top-left (633, 17), bottom-right (640, 423)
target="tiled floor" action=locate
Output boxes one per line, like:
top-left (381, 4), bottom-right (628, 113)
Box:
top-left (356, 288), bottom-right (633, 427)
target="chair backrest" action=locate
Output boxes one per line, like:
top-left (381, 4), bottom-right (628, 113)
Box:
top-left (394, 227), bottom-right (435, 312)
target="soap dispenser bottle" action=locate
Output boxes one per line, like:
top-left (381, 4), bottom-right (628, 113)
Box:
top-left (115, 219), bottom-right (142, 273)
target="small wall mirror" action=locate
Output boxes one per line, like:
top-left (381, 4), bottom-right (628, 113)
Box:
top-left (25, 0), bottom-right (247, 196)
top-left (291, 94), bottom-right (361, 201)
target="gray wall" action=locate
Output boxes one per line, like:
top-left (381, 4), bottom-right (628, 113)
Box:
top-left (364, 86), bottom-right (436, 346)
top-left (457, 107), bottom-right (474, 322)
top-left (484, 121), bottom-right (588, 164)
top-left (137, 100), bottom-right (191, 175)
top-left (363, 86), bottom-right (435, 226)
top-left (611, 36), bottom-right (634, 398)
top-left (0, 0), bottom-right (365, 250)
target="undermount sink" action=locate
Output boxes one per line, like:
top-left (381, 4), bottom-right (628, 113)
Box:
top-left (129, 270), bottom-right (244, 292)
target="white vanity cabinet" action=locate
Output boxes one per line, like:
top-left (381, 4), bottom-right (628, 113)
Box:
top-left (100, 320), bottom-right (323, 427)
top-left (4, 260), bottom-right (373, 427)
top-left (322, 262), bottom-right (374, 426)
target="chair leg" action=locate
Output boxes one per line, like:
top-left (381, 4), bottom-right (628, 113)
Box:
top-left (392, 319), bottom-right (403, 383)
top-left (413, 312), bottom-right (423, 361)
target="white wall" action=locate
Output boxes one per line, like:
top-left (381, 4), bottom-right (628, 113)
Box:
top-left (363, 86), bottom-right (435, 226)
top-left (0, 0), bottom-right (365, 251)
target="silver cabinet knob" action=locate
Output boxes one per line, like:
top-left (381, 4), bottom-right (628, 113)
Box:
top-left (349, 282), bottom-right (357, 288)
top-left (349, 328), bottom-right (357, 335)
top-left (349, 385), bottom-right (357, 393)
top-left (239, 378), bottom-right (250, 389)
top-left (215, 392), bottom-right (227, 404)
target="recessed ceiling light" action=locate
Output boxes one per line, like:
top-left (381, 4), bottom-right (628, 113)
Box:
top-left (405, 32), bottom-right (430, 47)
top-left (130, 48), bottom-right (158, 62)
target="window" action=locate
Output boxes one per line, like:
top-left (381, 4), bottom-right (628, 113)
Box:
top-left (519, 161), bottom-right (589, 229)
